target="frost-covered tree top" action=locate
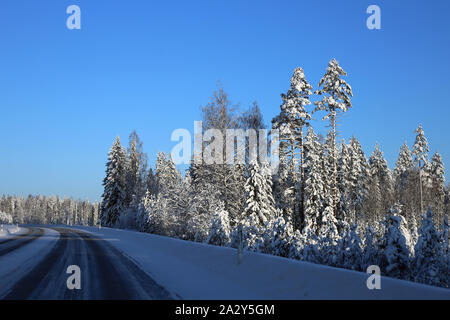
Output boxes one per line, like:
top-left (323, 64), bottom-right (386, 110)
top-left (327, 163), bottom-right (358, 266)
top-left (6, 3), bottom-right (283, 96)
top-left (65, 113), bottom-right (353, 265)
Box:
top-left (431, 151), bottom-right (445, 185)
top-left (314, 58), bottom-right (353, 118)
top-left (272, 67), bottom-right (312, 137)
top-left (412, 124), bottom-right (430, 167)
top-left (394, 142), bottom-right (413, 178)
top-left (369, 143), bottom-right (391, 178)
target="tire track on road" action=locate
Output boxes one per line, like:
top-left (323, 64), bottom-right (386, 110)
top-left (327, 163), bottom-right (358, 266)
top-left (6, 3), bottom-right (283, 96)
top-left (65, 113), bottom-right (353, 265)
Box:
top-left (0, 228), bottom-right (44, 257)
top-left (4, 227), bottom-right (172, 299)
top-left (0, 227), bottom-right (33, 245)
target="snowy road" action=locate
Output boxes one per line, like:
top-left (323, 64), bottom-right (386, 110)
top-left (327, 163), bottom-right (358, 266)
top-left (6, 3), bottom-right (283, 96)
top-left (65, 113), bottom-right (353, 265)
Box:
top-left (0, 227), bottom-right (173, 299)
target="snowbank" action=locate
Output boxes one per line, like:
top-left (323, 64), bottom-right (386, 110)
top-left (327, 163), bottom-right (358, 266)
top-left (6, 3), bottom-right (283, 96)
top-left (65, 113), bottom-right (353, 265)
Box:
top-left (0, 224), bottom-right (25, 238)
top-left (68, 226), bottom-right (450, 299)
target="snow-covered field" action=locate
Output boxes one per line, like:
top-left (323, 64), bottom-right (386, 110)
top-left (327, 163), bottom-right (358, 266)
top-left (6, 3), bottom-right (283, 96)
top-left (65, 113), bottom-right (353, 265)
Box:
top-left (64, 226), bottom-right (450, 300)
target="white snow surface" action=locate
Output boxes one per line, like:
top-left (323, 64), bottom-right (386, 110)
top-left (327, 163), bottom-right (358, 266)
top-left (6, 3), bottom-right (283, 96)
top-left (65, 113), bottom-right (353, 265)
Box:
top-left (0, 224), bottom-right (25, 238)
top-left (63, 226), bottom-right (450, 300)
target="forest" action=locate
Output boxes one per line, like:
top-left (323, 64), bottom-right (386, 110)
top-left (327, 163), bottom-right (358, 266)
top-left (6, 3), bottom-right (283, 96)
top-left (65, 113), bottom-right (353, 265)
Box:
top-left (1, 59), bottom-right (448, 288)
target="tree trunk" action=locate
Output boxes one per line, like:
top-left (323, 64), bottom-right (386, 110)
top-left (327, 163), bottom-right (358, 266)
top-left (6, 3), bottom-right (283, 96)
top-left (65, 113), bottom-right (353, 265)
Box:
top-left (332, 112), bottom-right (338, 217)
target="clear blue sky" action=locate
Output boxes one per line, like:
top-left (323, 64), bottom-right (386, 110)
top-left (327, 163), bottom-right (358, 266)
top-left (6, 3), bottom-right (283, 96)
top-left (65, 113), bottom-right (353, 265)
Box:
top-left (1, 0), bottom-right (449, 202)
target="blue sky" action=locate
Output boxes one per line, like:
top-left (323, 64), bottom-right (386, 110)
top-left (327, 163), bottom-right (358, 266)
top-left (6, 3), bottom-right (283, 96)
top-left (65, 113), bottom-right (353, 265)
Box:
top-left (1, 0), bottom-right (449, 202)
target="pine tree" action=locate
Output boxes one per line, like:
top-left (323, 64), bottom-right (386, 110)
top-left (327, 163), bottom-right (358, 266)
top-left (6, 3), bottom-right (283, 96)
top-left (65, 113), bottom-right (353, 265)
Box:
top-left (302, 127), bottom-right (325, 235)
top-left (412, 124), bottom-right (430, 215)
top-left (242, 160), bottom-right (276, 226)
top-left (361, 226), bottom-right (380, 271)
top-left (265, 216), bottom-right (295, 257)
top-left (379, 210), bottom-right (411, 280)
top-left (413, 209), bottom-right (445, 286)
top-left (430, 151), bottom-right (446, 226)
top-left (100, 136), bottom-right (127, 227)
top-left (368, 144), bottom-right (394, 219)
top-left (206, 201), bottom-right (231, 246)
top-left (318, 205), bottom-right (340, 266)
top-left (314, 58), bottom-right (353, 216)
top-left (337, 139), bottom-right (351, 224)
top-left (348, 136), bottom-right (369, 224)
top-left (337, 225), bottom-right (363, 271)
top-left (272, 67), bottom-right (313, 228)
top-left (393, 142), bottom-right (415, 220)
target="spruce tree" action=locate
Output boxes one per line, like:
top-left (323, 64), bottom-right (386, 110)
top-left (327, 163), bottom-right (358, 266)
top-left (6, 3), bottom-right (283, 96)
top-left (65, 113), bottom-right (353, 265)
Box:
top-left (302, 127), bottom-right (325, 235)
top-left (430, 151), bottom-right (446, 226)
top-left (242, 160), bottom-right (276, 226)
top-left (379, 210), bottom-right (411, 280)
top-left (412, 124), bottom-right (430, 215)
top-left (413, 209), bottom-right (445, 286)
top-left (100, 136), bottom-right (127, 227)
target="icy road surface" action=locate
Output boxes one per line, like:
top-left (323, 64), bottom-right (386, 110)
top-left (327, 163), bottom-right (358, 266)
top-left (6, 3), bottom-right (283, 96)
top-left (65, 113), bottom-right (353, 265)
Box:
top-left (0, 227), bottom-right (172, 299)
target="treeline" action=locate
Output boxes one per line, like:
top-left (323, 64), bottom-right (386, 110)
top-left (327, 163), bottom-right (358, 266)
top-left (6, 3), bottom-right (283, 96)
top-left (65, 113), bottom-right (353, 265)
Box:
top-left (0, 194), bottom-right (99, 226)
top-left (99, 59), bottom-right (449, 288)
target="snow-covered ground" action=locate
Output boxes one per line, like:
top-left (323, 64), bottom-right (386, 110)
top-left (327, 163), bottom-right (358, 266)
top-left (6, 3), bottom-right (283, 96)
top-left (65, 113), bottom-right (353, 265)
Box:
top-left (65, 226), bottom-right (450, 300)
top-left (0, 224), bottom-right (25, 238)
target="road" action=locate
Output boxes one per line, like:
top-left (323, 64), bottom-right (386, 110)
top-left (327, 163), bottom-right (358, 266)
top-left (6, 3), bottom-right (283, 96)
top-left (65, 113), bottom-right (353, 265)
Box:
top-left (0, 227), bottom-right (173, 299)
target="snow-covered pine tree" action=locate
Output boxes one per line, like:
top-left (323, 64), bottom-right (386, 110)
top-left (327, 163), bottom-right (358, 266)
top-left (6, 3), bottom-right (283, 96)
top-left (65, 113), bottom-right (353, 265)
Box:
top-left (412, 124), bottom-right (430, 215)
top-left (430, 151), bottom-right (446, 227)
top-left (368, 144), bottom-right (394, 220)
top-left (361, 226), bottom-right (380, 271)
top-left (413, 208), bottom-right (445, 287)
top-left (206, 201), bottom-right (231, 247)
top-left (264, 215), bottom-right (295, 258)
top-left (156, 151), bottom-right (180, 196)
top-left (336, 224), bottom-right (363, 271)
top-left (348, 136), bottom-right (369, 225)
top-left (337, 139), bottom-right (351, 225)
top-left (145, 167), bottom-right (158, 197)
top-left (314, 58), bottom-right (353, 217)
top-left (378, 209), bottom-right (411, 280)
top-left (318, 204), bottom-right (340, 266)
top-left (272, 67), bottom-right (313, 228)
top-left (302, 127), bottom-right (325, 235)
top-left (393, 142), bottom-right (415, 221)
top-left (100, 136), bottom-right (127, 227)
top-left (242, 159), bottom-right (276, 226)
